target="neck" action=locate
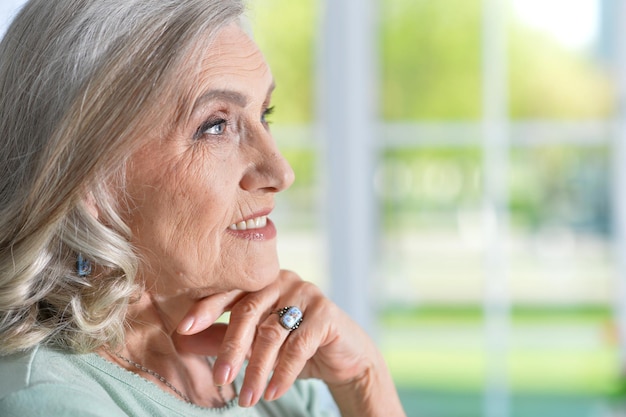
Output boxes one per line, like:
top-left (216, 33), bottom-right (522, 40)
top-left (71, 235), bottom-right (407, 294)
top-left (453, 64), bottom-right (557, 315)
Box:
top-left (99, 290), bottom-right (236, 407)
top-left (124, 290), bottom-right (191, 354)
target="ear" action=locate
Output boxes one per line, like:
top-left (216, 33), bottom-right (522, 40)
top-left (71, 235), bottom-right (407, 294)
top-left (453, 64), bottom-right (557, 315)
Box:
top-left (83, 191), bottom-right (100, 220)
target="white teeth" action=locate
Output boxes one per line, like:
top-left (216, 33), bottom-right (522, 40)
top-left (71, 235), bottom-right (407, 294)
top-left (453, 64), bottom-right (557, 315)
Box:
top-left (229, 216), bottom-right (267, 231)
top-left (257, 216), bottom-right (267, 228)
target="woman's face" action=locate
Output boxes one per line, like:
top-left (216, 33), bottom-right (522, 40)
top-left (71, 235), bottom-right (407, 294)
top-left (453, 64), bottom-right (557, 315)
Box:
top-left (123, 24), bottom-right (294, 297)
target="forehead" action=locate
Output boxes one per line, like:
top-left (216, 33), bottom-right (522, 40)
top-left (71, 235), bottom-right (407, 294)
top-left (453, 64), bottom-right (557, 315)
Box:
top-left (195, 24), bottom-right (271, 90)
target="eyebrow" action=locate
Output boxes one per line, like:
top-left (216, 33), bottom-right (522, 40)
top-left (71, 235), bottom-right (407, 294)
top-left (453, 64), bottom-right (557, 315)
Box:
top-left (193, 89), bottom-right (247, 111)
top-left (192, 82), bottom-right (276, 113)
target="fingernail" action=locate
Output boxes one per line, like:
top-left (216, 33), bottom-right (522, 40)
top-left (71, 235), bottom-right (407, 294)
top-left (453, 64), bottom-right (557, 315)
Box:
top-left (213, 362), bottom-right (231, 386)
top-left (239, 387), bottom-right (254, 408)
top-left (178, 316), bottom-right (194, 333)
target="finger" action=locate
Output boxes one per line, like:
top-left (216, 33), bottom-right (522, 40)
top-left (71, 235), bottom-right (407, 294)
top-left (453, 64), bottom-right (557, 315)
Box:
top-left (176, 290), bottom-right (243, 335)
top-left (238, 309), bottom-right (293, 407)
top-left (173, 323), bottom-right (228, 356)
top-left (264, 309), bottom-right (321, 402)
top-left (212, 288), bottom-right (279, 388)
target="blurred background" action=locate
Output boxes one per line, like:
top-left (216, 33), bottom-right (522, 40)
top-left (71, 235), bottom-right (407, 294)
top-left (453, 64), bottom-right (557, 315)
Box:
top-left (248, 0), bottom-right (626, 416)
top-left (2, 0), bottom-right (625, 416)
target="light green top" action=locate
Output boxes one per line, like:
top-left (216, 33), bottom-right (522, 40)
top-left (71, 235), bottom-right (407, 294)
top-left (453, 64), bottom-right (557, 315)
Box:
top-left (0, 345), bottom-right (339, 417)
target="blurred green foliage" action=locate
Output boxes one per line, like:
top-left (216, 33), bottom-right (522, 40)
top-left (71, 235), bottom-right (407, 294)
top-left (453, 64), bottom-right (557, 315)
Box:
top-left (251, 3), bottom-right (619, 410)
top-left (380, 303), bottom-right (612, 326)
top-left (382, 0), bottom-right (612, 119)
top-left (251, 0), bottom-right (613, 235)
top-left (248, 0), bottom-right (316, 124)
top-left (377, 147), bottom-right (482, 228)
top-left (377, 145), bottom-right (610, 234)
top-left (380, 305), bottom-right (619, 398)
top-left (508, 23), bottom-right (613, 119)
top-left (380, 0), bottom-right (483, 120)
top-left (509, 145), bottom-right (610, 233)
top-left (251, 0), bottom-right (613, 122)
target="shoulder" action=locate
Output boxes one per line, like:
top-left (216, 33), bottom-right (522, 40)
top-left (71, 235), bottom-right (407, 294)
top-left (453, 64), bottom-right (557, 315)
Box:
top-left (0, 346), bottom-right (127, 417)
top-left (0, 345), bottom-right (101, 396)
top-left (0, 382), bottom-right (128, 417)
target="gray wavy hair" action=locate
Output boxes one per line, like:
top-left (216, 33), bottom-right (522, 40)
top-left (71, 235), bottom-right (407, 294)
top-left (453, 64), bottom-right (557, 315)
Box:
top-left (0, 0), bottom-right (245, 355)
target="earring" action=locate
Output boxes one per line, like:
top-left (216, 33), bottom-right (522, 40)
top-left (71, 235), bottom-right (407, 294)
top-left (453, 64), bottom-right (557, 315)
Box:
top-left (76, 253), bottom-right (92, 277)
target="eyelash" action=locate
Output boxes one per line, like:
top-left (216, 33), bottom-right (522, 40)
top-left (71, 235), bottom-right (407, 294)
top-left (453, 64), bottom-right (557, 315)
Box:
top-left (262, 106), bottom-right (275, 124)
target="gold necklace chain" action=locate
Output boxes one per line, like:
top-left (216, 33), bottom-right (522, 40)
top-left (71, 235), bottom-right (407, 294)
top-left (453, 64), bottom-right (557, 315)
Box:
top-left (109, 350), bottom-right (230, 407)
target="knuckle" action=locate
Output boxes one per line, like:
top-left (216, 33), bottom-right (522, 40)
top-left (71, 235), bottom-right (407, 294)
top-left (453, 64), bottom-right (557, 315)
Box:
top-left (231, 299), bottom-right (261, 320)
top-left (309, 296), bottom-right (331, 313)
top-left (220, 338), bottom-right (245, 356)
top-left (272, 362), bottom-right (299, 384)
top-left (245, 362), bottom-right (269, 380)
top-left (256, 322), bottom-right (285, 345)
top-left (300, 281), bottom-right (323, 298)
top-left (280, 269), bottom-right (300, 281)
top-left (285, 333), bottom-right (313, 359)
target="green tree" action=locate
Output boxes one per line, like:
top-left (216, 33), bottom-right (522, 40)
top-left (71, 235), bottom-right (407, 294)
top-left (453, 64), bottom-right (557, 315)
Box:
top-left (250, 0), bottom-right (316, 124)
top-left (252, 0), bottom-right (613, 122)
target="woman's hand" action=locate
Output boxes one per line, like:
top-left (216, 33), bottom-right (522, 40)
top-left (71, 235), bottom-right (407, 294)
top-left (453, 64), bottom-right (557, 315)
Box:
top-left (174, 270), bottom-right (405, 416)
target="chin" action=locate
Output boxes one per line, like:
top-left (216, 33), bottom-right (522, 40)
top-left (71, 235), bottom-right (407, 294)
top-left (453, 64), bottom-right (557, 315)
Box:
top-left (238, 256), bottom-right (280, 292)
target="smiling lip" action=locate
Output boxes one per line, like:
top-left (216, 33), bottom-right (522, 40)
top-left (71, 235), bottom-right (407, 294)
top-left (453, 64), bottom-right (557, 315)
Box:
top-left (227, 213), bottom-right (277, 241)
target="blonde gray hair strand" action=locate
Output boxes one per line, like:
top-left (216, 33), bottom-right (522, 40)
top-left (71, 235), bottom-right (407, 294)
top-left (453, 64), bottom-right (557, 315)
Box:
top-left (0, 0), bottom-right (245, 354)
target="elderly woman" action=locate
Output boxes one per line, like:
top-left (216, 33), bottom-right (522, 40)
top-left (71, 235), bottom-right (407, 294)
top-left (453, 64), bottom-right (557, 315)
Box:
top-left (0, 0), bottom-right (406, 416)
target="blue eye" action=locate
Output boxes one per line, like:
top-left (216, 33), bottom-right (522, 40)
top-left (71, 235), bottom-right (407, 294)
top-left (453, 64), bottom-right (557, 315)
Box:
top-left (195, 119), bottom-right (227, 139)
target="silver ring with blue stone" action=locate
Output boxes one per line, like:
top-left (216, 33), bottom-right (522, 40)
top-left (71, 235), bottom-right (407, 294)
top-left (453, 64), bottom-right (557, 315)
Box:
top-left (276, 306), bottom-right (303, 332)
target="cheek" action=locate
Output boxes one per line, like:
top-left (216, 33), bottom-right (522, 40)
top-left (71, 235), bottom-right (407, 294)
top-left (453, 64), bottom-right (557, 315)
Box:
top-left (126, 153), bottom-right (241, 276)
top-left (133, 178), bottom-right (229, 256)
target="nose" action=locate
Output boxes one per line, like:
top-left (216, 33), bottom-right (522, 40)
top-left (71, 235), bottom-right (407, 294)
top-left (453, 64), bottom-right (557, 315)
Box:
top-left (239, 133), bottom-right (295, 193)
